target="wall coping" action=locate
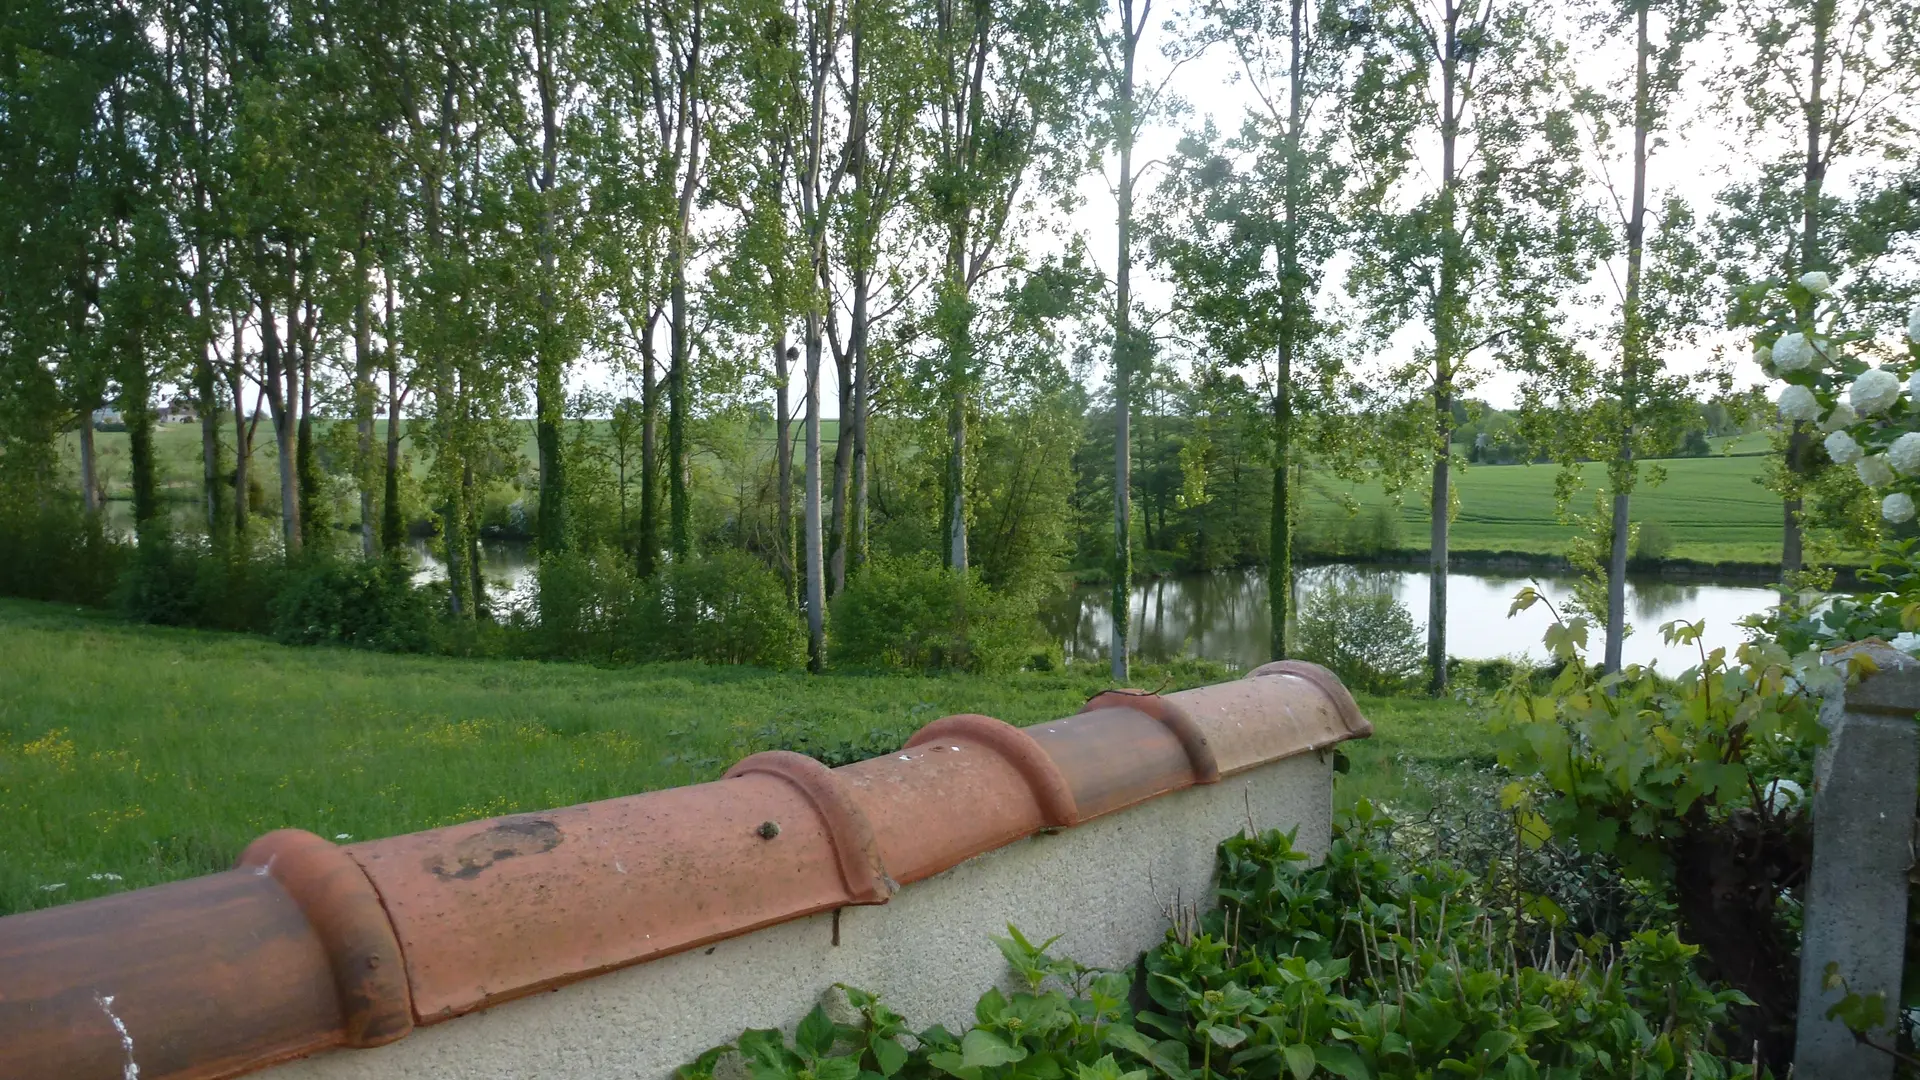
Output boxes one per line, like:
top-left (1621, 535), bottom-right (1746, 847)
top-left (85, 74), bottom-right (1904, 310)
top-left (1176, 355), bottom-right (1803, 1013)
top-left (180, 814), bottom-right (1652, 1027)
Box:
top-left (0, 663), bottom-right (1370, 1080)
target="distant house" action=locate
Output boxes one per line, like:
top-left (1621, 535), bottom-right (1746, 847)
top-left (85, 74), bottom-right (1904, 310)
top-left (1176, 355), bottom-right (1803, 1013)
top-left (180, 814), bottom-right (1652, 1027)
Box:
top-left (160, 396), bottom-right (198, 424)
top-left (91, 407), bottom-right (123, 429)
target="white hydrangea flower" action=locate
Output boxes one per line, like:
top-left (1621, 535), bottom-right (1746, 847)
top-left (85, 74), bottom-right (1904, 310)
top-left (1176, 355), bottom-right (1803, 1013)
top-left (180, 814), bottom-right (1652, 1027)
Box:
top-left (1909, 368), bottom-right (1920, 408)
top-left (1798, 271), bottom-right (1834, 295)
top-left (1820, 401), bottom-right (1857, 432)
top-left (1893, 631), bottom-right (1920, 655)
top-left (1754, 342), bottom-right (1772, 368)
top-left (1884, 492), bottom-right (1916, 524)
top-left (1893, 432), bottom-right (1920, 475)
top-left (1850, 367), bottom-right (1902, 415)
top-left (1826, 430), bottom-right (1865, 465)
top-left (1909, 302), bottom-right (1920, 345)
top-left (1771, 332), bottom-right (1819, 372)
top-left (1763, 778), bottom-right (1804, 814)
top-left (1777, 384), bottom-right (1820, 422)
top-left (1858, 454), bottom-right (1895, 488)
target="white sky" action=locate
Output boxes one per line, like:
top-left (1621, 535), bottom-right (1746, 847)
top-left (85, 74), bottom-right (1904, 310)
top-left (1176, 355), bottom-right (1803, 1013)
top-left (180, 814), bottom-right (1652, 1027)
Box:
top-left (563, 4), bottom-right (1912, 420)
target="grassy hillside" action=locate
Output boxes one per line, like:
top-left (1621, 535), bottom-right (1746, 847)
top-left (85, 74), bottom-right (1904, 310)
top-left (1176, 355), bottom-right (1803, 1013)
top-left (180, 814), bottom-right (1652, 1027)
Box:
top-left (61, 417), bottom-right (1793, 565)
top-left (0, 598), bottom-right (1477, 916)
top-left (1299, 449), bottom-right (1783, 565)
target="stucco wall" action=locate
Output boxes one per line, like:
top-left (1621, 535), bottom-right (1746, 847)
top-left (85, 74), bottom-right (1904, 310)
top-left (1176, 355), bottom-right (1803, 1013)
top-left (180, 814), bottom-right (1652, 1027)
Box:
top-left (268, 751), bottom-right (1331, 1080)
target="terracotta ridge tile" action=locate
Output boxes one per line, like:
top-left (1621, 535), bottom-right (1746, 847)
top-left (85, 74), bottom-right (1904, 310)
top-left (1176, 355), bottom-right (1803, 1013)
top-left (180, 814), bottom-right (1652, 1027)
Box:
top-left (237, 830), bottom-right (414, 1047)
top-left (1079, 690), bottom-right (1221, 784)
top-left (725, 749), bottom-right (898, 904)
top-left (905, 713), bottom-right (1080, 826)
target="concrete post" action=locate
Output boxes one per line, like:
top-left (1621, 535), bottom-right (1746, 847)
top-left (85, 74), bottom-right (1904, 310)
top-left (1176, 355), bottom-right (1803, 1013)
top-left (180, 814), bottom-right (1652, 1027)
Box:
top-left (1795, 642), bottom-right (1920, 1078)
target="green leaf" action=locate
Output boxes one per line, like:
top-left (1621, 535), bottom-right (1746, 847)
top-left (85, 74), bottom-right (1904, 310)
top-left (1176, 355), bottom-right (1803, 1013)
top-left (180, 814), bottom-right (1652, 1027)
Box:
top-left (1472, 1030), bottom-right (1518, 1061)
top-left (961, 1029), bottom-right (1027, 1070)
top-left (817, 1058), bottom-right (862, 1080)
top-left (1313, 1044), bottom-right (1371, 1080)
top-left (1204, 1025), bottom-right (1247, 1050)
top-left (871, 1037), bottom-right (909, 1077)
top-left (1282, 1043), bottom-right (1318, 1080)
top-left (798, 1006), bottom-right (838, 1058)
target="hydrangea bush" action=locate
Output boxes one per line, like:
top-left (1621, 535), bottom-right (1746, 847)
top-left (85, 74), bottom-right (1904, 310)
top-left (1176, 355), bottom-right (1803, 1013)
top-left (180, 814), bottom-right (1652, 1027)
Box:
top-left (1759, 273), bottom-right (1920, 527)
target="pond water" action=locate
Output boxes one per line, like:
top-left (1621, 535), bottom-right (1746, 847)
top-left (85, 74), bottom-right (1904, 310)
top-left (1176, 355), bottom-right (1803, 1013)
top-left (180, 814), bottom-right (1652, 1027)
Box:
top-left (1042, 565), bottom-right (1785, 672)
top-left (406, 538), bottom-right (1783, 670)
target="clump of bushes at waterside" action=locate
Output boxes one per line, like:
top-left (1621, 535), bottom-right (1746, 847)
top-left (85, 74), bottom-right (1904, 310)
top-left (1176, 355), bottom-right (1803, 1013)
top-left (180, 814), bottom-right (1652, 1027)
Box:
top-left (1294, 568), bottom-right (1426, 694)
top-left (529, 547), bottom-right (806, 669)
top-left (681, 817), bottom-right (1763, 1080)
top-left (830, 555), bottom-right (1043, 675)
top-left (3, 509), bottom-right (1053, 673)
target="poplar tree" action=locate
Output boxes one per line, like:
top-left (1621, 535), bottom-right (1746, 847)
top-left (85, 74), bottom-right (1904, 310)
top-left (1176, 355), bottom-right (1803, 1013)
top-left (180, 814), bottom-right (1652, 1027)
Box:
top-left (1344, 0), bottom-right (1602, 693)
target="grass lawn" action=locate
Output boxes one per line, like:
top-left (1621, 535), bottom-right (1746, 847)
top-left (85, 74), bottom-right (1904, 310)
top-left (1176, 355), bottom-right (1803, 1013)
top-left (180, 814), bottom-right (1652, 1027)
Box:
top-left (0, 598), bottom-right (1486, 916)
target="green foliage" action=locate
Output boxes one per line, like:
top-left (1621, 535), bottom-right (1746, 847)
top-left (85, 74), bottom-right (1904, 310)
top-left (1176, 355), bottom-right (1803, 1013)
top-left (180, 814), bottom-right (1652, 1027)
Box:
top-left (1492, 588), bottom-right (1824, 881)
top-left (1294, 570), bottom-right (1425, 695)
top-left (831, 556), bottom-right (1041, 675)
top-left (0, 500), bottom-right (124, 606)
top-left (1632, 522), bottom-right (1674, 563)
top-left (269, 554), bottom-right (434, 653)
top-left (1763, 538), bottom-right (1920, 654)
top-left (685, 822), bottom-right (1761, 1080)
top-left (640, 551), bottom-right (807, 669)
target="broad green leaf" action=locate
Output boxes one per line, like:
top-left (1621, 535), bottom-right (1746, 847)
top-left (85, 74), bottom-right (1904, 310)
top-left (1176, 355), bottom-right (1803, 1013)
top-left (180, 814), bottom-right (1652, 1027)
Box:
top-left (871, 1037), bottom-right (909, 1077)
top-left (960, 1029), bottom-right (1027, 1070)
top-left (1282, 1043), bottom-right (1318, 1080)
top-left (797, 1007), bottom-right (837, 1058)
top-left (1313, 1044), bottom-right (1371, 1080)
top-left (817, 1057), bottom-right (862, 1080)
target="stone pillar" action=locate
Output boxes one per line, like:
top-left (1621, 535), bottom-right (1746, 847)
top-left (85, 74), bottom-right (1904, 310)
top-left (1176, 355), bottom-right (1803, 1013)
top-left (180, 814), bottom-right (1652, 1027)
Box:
top-left (1795, 642), bottom-right (1920, 1078)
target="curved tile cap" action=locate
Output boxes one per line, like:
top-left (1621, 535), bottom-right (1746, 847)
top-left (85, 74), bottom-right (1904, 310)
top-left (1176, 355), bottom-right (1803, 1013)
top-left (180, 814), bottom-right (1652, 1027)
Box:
top-left (0, 668), bottom-right (1369, 1080)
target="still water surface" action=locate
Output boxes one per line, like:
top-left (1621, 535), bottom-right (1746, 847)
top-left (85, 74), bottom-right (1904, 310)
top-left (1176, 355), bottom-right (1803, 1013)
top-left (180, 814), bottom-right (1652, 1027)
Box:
top-left (1042, 565), bottom-right (1783, 671)
top-left (410, 540), bottom-right (1781, 670)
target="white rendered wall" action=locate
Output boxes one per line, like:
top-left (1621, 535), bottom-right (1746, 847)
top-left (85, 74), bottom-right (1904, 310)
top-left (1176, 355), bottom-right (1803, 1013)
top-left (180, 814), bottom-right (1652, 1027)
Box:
top-left (269, 752), bottom-right (1332, 1080)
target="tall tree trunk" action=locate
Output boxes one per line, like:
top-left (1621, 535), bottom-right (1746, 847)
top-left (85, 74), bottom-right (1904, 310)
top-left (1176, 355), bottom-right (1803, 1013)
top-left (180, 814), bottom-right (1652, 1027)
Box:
top-left (296, 303), bottom-right (318, 548)
top-left (123, 343), bottom-right (158, 529)
top-left (354, 256), bottom-right (378, 557)
top-left (805, 325), bottom-right (826, 671)
top-left (1428, 6), bottom-right (1461, 695)
top-left (667, 21), bottom-right (704, 564)
top-left (1782, 0), bottom-right (1830, 578)
top-left (532, 2), bottom-right (567, 560)
top-left (228, 333), bottom-right (252, 542)
top-left (193, 258), bottom-right (227, 546)
top-left (1110, 0), bottom-right (1138, 682)
top-left (1605, 0), bottom-right (1652, 674)
top-left (78, 397), bottom-right (101, 515)
top-left (638, 337), bottom-right (661, 576)
top-left (465, 455), bottom-right (484, 617)
top-left (260, 291), bottom-right (301, 556)
top-left (1270, 0), bottom-right (1304, 663)
top-left (828, 343), bottom-right (852, 595)
top-left (850, 279), bottom-right (871, 579)
top-left (776, 337), bottom-right (796, 605)
top-left (383, 353), bottom-right (404, 553)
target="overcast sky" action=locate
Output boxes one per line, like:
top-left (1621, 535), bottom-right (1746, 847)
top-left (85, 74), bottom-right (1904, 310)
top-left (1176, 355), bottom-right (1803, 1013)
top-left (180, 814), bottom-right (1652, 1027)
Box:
top-left (571, 3), bottom-right (1911, 421)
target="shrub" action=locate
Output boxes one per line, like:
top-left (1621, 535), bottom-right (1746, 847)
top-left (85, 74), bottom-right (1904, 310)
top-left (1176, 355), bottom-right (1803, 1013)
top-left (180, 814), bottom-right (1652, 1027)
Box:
top-left (268, 553), bottom-right (434, 652)
top-left (1294, 568), bottom-right (1425, 693)
top-left (0, 500), bottom-right (125, 606)
top-left (830, 555), bottom-right (1039, 674)
top-left (1634, 520), bottom-right (1674, 561)
top-left (524, 547), bottom-right (644, 662)
top-left (1495, 588), bottom-right (1824, 1069)
top-left (630, 550), bottom-right (805, 669)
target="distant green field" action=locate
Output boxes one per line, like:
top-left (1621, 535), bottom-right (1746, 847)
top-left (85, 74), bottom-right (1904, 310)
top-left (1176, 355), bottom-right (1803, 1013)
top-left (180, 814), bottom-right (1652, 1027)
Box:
top-left (1299, 448), bottom-right (1785, 565)
top-left (61, 417), bottom-right (1795, 565)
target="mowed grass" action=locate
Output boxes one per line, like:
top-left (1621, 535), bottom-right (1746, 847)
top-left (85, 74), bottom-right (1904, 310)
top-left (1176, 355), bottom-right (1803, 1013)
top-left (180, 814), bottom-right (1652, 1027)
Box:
top-left (0, 597), bottom-right (1485, 916)
top-left (1300, 450), bottom-right (1785, 565)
